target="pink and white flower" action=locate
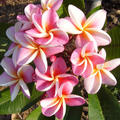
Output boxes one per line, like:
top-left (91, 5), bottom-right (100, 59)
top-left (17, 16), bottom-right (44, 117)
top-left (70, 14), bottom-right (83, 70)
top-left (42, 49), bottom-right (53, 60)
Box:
top-left (26, 9), bottom-right (69, 45)
top-left (40, 0), bottom-right (63, 11)
top-left (40, 82), bottom-right (85, 119)
top-left (13, 32), bottom-right (64, 73)
top-left (57, 5), bottom-right (111, 50)
top-left (0, 57), bottom-right (34, 101)
top-left (70, 42), bottom-right (104, 78)
top-left (84, 49), bottom-right (120, 94)
top-left (35, 57), bottom-right (78, 97)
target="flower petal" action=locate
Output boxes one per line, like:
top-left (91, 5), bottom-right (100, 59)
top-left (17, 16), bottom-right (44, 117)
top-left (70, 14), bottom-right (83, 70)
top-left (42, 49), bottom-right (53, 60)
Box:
top-left (55, 98), bottom-right (66, 119)
top-left (57, 74), bottom-right (78, 87)
top-left (6, 26), bottom-right (16, 43)
top-left (99, 48), bottom-right (106, 60)
top-left (0, 72), bottom-right (17, 86)
top-left (65, 94), bottom-right (85, 106)
top-left (17, 65), bottom-right (34, 83)
top-left (84, 71), bottom-right (102, 94)
top-left (19, 79), bottom-right (30, 98)
top-left (34, 49), bottom-right (48, 73)
top-left (1, 57), bottom-right (17, 78)
top-left (68, 5), bottom-right (86, 30)
top-left (47, 0), bottom-right (63, 10)
top-left (50, 57), bottom-right (67, 76)
top-left (104, 58), bottom-right (120, 71)
top-left (42, 9), bottom-right (59, 31)
top-left (84, 9), bottom-right (106, 29)
top-left (45, 45), bottom-right (64, 57)
top-left (13, 46), bottom-right (38, 66)
top-left (57, 18), bottom-right (82, 34)
top-left (101, 69), bottom-right (117, 86)
top-left (10, 82), bottom-right (20, 101)
top-left (86, 28), bottom-right (111, 46)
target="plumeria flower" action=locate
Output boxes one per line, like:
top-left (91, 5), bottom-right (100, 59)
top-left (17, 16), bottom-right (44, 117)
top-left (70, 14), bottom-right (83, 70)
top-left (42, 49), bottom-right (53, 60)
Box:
top-left (35, 57), bottom-right (78, 97)
top-left (40, 0), bottom-right (63, 11)
top-left (14, 32), bottom-right (64, 73)
top-left (84, 49), bottom-right (120, 94)
top-left (57, 5), bottom-right (111, 50)
top-left (0, 57), bottom-right (34, 101)
top-left (40, 82), bottom-right (85, 119)
top-left (5, 22), bottom-right (22, 57)
top-left (70, 42), bottom-right (104, 78)
top-left (17, 4), bottom-right (41, 31)
top-left (25, 9), bottom-right (69, 45)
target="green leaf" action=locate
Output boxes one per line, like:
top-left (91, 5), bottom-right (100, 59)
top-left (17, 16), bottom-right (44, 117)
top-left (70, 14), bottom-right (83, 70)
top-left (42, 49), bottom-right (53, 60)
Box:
top-left (27, 106), bottom-right (55, 120)
top-left (88, 94), bottom-right (105, 120)
top-left (0, 83), bottom-right (43, 114)
top-left (98, 87), bottom-right (120, 120)
top-left (57, 0), bottom-right (85, 17)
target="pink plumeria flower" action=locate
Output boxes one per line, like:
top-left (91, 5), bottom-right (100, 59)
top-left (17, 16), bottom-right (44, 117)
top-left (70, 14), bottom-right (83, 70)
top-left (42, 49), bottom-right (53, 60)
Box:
top-left (5, 22), bottom-right (22, 56)
top-left (17, 4), bottom-right (41, 31)
top-left (0, 57), bottom-right (34, 101)
top-left (41, 0), bottom-right (63, 11)
top-left (40, 82), bottom-right (85, 119)
top-left (70, 42), bottom-right (104, 78)
top-left (84, 49), bottom-right (120, 94)
top-left (14, 32), bottom-right (64, 73)
top-left (35, 57), bottom-right (78, 97)
top-left (25, 9), bottom-right (69, 45)
top-left (57, 5), bottom-right (111, 50)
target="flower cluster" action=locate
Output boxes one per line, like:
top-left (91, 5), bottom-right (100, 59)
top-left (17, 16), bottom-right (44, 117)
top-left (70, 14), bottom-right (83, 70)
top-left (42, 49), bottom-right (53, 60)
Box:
top-left (0, 0), bottom-right (120, 119)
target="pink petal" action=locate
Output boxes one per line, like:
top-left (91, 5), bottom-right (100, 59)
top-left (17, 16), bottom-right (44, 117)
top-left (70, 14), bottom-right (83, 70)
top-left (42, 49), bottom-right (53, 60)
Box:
top-left (15, 32), bottom-right (35, 49)
top-left (84, 9), bottom-right (106, 29)
top-left (44, 45), bottom-right (64, 57)
top-left (34, 49), bottom-right (48, 73)
top-left (50, 57), bottom-right (67, 76)
top-left (13, 46), bottom-right (38, 66)
top-left (35, 68), bottom-right (53, 81)
top-left (86, 28), bottom-right (111, 46)
top-left (47, 85), bottom-right (56, 97)
top-left (81, 59), bottom-right (93, 78)
top-left (14, 22), bottom-right (22, 32)
top-left (68, 5), bottom-right (86, 30)
top-left (0, 72), bottom-right (16, 86)
top-left (99, 48), bottom-right (106, 60)
top-left (58, 82), bottom-right (74, 96)
top-left (35, 32), bottom-right (53, 45)
top-left (75, 31), bottom-right (98, 51)
top-left (57, 74), bottom-right (78, 87)
top-left (65, 94), bottom-right (85, 106)
top-left (104, 58), bottom-right (120, 71)
top-left (24, 4), bottom-right (41, 21)
top-left (17, 65), bottom-right (34, 83)
top-left (70, 48), bottom-right (84, 65)
top-left (36, 79), bottom-right (54, 91)
top-left (4, 43), bottom-right (16, 56)
top-left (6, 26), bottom-right (17, 43)
top-left (42, 102), bottom-right (61, 117)
top-left (1, 57), bottom-right (17, 78)
top-left (42, 9), bottom-right (59, 31)
top-left (101, 69), bottom-right (117, 85)
top-left (57, 18), bottom-right (82, 34)
top-left (88, 53), bottom-right (105, 65)
top-left (49, 29), bottom-right (69, 46)
top-left (21, 22), bottom-right (32, 31)
top-left (17, 15), bottom-right (28, 22)
top-left (47, 0), bottom-right (63, 11)
top-left (19, 79), bottom-right (30, 98)
top-left (84, 71), bottom-right (102, 94)
top-left (55, 99), bottom-right (66, 120)
top-left (72, 59), bottom-right (87, 76)
top-left (10, 82), bottom-right (20, 101)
